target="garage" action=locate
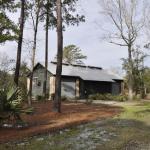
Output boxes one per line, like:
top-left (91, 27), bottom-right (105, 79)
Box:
top-left (61, 77), bottom-right (76, 98)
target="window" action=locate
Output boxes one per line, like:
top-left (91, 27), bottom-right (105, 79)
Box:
top-left (33, 77), bottom-right (41, 87)
top-left (37, 80), bottom-right (41, 87)
top-left (33, 77), bottom-right (38, 85)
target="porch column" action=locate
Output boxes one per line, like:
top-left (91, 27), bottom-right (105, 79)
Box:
top-left (27, 77), bottom-right (30, 93)
top-left (76, 78), bottom-right (80, 98)
top-left (49, 76), bottom-right (56, 100)
top-left (121, 82), bottom-right (125, 94)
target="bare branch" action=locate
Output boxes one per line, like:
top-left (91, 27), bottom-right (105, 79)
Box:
top-left (110, 41), bottom-right (128, 46)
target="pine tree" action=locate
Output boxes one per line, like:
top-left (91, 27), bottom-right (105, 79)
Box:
top-left (0, 0), bottom-right (18, 43)
top-left (14, 0), bottom-right (25, 86)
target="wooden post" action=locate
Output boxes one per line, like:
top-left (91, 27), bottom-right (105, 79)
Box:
top-left (76, 79), bottom-right (80, 98)
top-left (50, 76), bottom-right (56, 100)
top-left (121, 82), bottom-right (124, 94)
top-left (27, 78), bottom-right (30, 93)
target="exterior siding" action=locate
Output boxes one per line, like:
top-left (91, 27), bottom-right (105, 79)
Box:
top-left (29, 66), bottom-right (77, 99)
top-left (61, 77), bottom-right (76, 98)
top-left (31, 66), bottom-right (51, 99)
top-left (111, 80), bottom-right (122, 95)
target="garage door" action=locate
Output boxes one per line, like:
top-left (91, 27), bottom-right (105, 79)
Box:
top-left (61, 78), bottom-right (76, 98)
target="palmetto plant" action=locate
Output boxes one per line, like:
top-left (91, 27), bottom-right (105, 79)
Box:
top-left (0, 86), bottom-right (33, 123)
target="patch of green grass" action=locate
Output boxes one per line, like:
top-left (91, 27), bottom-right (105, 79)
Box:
top-left (96, 101), bottom-right (150, 150)
top-left (0, 128), bottom-right (80, 150)
top-left (116, 101), bottom-right (150, 125)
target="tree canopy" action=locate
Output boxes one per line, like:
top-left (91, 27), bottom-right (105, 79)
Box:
top-left (0, 0), bottom-right (19, 44)
top-left (56, 44), bottom-right (87, 64)
top-left (122, 46), bottom-right (148, 97)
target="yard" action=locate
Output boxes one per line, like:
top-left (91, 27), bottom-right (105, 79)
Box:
top-left (0, 101), bottom-right (120, 143)
top-left (1, 100), bottom-right (150, 150)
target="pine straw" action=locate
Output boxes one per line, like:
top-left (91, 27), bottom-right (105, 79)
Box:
top-left (0, 101), bottom-right (121, 143)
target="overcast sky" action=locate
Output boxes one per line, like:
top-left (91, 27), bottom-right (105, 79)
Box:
top-left (0, 0), bottom-right (150, 71)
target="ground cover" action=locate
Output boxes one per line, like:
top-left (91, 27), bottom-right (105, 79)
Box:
top-left (1, 101), bottom-right (150, 150)
top-left (0, 101), bottom-right (120, 143)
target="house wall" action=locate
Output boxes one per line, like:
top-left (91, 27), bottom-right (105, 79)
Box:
top-left (31, 66), bottom-right (51, 99)
top-left (111, 80), bottom-right (122, 95)
top-left (49, 76), bottom-right (79, 99)
top-left (61, 77), bottom-right (76, 98)
top-left (79, 79), bottom-right (85, 98)
top-left (28, 66), bottom-right (78, 99)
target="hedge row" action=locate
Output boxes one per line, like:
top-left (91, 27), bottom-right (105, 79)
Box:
top-left (88, 93), bottom-right (128, 102)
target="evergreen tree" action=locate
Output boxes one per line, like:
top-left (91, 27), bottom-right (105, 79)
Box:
top-left (0, 0), bottom-right (18, 43)
top-left (53, 0), bottom-right (63, 113)
top-left (62, 44), bottom-right (87, 64)
top-left (14, 0), bottom-right (25, 86)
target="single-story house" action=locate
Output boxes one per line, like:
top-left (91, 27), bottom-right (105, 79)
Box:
top-left (27, 62), bottom-right (123, 99)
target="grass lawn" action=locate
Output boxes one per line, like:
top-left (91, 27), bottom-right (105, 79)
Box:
top-left (0, 101), bottom-right (150, 150)
top-left (96, 101), bottom-right (150, 150)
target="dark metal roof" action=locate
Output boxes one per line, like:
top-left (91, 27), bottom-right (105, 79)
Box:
top-left (38, 62), bottom-right (123, 82)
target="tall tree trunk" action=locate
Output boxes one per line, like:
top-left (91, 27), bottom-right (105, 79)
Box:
top-left (14, 0), bottom-right (25, 86)
top-left (43, 2), bottom-right (49, 100)
top-left (53, 0), bottom-right (63, 113)
top-left (28, 13), bottom-right (39, 106)
top-left (128, 44), bottom-right (134, 100)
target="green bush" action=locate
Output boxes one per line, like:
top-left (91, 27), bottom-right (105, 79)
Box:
top-left (88, 93), bottom-right (105, 100)
top-left (133, 94), bottom-right (141, 101)
top-left (113, 94), bottom-right (128, 102)
top-left (105, 93), bottom-right (113, 100)
top-left (36, 95), bottom-right (44, 101)
top-left (0, 86), bottom-right (33, 123)
top-left (61, 96), bottom-right (68, 101)
top-left (49, 94), bottom-right (68, 101)
top-left (19, 81), bottom-right (28, 101)
top-left (45, 93), bottom-right (49, 99)
top-left (88, 93), bottom-right (128, 102)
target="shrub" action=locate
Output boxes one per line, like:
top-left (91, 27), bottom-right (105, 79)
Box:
top-left (85, 99), bottom-right (93, 105)
top-left (49, 94), bottom-right (68, 101)
top-left (36, 95), bottom-right (44, 101)
top-left (50, 93), bottom-right (55, 100)
top-left (45, 93), bottom-right (49, 99)
top-left (105, 93), bottom-right (113, 100)
top-left (88, 93), bottom-right (106, 100)
top-left (88, 93), bottom-right (128, 102)
top-left (133, 94), bottom-right (141, 101)
top-left (61, 96), bottom-right (68, 101)
top-left (113, 94), bottom-right (128, 102)
top-left (0, 86), bottom-right (33, 123)
top-left (19, 81), bottom-right (28, 101)
top-left (88, 94), bottom-right (97, 100)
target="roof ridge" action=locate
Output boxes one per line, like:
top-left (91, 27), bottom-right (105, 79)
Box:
top-left (50, 61), bottom-right (102, 70)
